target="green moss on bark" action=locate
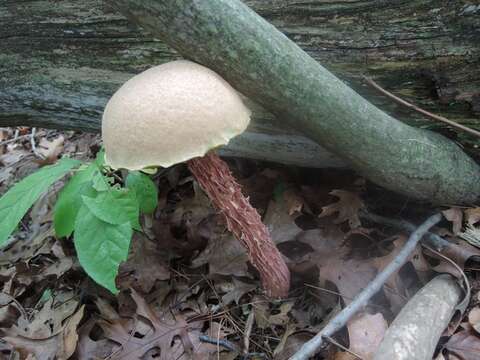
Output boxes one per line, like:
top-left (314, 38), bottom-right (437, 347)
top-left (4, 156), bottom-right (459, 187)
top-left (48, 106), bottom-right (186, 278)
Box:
top-left (109, 0), bottom-right (480, 204)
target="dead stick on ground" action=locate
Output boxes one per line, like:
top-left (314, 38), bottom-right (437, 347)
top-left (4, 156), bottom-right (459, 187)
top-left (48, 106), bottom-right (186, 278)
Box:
top-left (364, 77), bottom-right (480, 139)
top-left (0, 134), bottom-right (30, 146)
top-left (361, 211), bottom-right (447, 251)
top-left (361, 211), bottom-right (479, 263)
top-left (289, 213), bottom-right (443, 360)
top-left (323, 335), bottom-right (363, 359)
top-left (243, 310), bottom-right (255, 355)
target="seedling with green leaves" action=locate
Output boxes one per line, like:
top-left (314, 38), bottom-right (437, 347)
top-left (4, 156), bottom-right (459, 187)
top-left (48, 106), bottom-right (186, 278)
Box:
top-left (0, 151), bottom-right (158, 294)
top-left (0, 59), bottom-right (290, 299)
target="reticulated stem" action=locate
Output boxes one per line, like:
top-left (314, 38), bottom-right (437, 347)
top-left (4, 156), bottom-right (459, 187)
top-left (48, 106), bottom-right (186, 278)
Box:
top-left (187, 152), bottom-right (290, 298)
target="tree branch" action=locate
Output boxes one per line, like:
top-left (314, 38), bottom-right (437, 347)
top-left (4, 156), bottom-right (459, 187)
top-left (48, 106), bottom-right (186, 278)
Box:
top-left (289, 213), bottom-right (443, 360)
top-left (106, 0), bottom-right (480, 204)
top-left (364, 77), bottom-right (480, 139)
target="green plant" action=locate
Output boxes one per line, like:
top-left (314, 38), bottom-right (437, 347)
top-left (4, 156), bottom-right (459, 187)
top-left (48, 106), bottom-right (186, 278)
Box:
top-left (0, 151), bottom-right (158, 294)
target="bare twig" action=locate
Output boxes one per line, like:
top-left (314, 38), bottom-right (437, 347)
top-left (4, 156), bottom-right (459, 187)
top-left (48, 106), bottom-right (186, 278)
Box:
top-left (0, 292), bottom-right (28, 320)
top-left (289, 213), bottom-right (443, 360)
top-left (361, 211), bottom-right (447, 252)
top-left (364, 77), bottom-right (480, 138)
top-left (243, 309), bottom-right (255, 354)
top-left (0, 134), bottom-right (30, 146)
top-left (30, 127), bottom-right (36, 151)
top-left (323, 335), bottom-right (363, 359)
top-left (199, 335), bottom-right (237, 352)
top-left (305, 284), bottom-right (387, 311)
top-left (361, 211), bottom-right (479, 263)
top-left (30, 127), bottom-right (44, 159)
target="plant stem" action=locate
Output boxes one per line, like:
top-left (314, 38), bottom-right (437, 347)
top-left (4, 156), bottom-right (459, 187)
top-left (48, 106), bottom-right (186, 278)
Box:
top-left (187, 152), bottom-right (290, 298)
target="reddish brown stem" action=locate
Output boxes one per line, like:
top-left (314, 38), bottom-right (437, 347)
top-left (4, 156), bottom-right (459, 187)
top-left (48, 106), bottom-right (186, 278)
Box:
top-left (187, 152), bottom-right (290, 298)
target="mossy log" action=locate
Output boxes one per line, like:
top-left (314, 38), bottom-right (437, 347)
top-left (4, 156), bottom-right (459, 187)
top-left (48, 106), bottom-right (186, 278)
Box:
top-left (1, 1), bottom-right (480, 201)
top-left (104, 0), bottom-right (480, 203)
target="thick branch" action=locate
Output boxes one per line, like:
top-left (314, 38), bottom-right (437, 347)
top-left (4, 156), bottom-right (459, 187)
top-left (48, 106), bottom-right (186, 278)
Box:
top-left (373, 275), bottom-right (462, 360)
top-left (106, 0), bottom-right (480, 204)
top-left (2, 1), bottom-right (479, 170)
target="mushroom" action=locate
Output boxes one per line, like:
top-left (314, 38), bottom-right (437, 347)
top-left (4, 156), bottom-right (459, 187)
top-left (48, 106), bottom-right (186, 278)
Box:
top-left (102, 60), bottom-right (290, 298)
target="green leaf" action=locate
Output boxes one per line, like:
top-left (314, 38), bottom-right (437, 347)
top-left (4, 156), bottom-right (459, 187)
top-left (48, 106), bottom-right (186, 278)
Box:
top-left (91, 171), bottom-right (113, 192)
top-left (82, 189), bottom-right (140, 230)
top-left (54, 162), bottom-right (98, 238)
top-left (126, 171), bottom-right (158, 214)
top-left (0, 158), bottom-right (80, 246)
top-left (38, 289), bottom-right (53, 305)
top-left (74, 204), bottom-right (132, 293)
top-left (95, 148), bottom-right (106, 167)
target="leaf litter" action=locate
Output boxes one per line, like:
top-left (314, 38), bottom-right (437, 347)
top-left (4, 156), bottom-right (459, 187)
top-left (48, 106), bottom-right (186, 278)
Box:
top-left (1, 127), bottom-right (480, 359)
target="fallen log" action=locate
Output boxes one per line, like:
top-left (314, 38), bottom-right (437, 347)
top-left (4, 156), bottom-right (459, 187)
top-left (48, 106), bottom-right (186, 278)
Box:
top-left (104, 0), bottom-right (480, 204)
top-left (1, 1), bottom-right (479, 188)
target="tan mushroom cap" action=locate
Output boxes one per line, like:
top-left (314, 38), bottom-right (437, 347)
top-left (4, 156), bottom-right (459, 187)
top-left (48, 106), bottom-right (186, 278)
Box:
top-left (102, 60), bottom-right (251, 170)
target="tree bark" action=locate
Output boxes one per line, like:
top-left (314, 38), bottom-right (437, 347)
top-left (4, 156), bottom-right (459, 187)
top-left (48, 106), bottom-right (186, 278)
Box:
top-left (1, 1), bottom-right (479, 198)
top-left (102, 0), bottom-right (480, 204)
top-left (373, 275), bottom-right (462, 360)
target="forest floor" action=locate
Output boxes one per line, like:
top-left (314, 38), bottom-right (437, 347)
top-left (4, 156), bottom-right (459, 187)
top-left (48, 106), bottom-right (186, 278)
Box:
top-left (0, 127), bottom-right (480, 359)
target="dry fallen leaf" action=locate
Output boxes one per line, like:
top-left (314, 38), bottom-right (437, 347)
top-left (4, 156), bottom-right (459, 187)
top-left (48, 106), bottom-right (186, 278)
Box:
top-left (88, 290), bottom-right (198, 359)
top-left (187, 321), bottom-right (234, 359)
top-left (2, 302), bottom-right (83, 360)
top-left (264, 192), bottom-right (303, 244)
top-left (220, 278), bottom-right (256, 305)
top-left (269, 302), bottom-right (295, 326)
top-left (192, 227), bottom-right (250, 278)
top-left (297, 228), bottom-right (377, 303)
top-left (76, 319), bottom-right (117, 359)
top-left (36, 135), bottom-right (65, 165)
top-left (371, 235), bottom-right (431, 312)
top-left (465, 208), bottom-right (480, 227)
top-left (319, 190), bottom-right (364, 229)
top-left (273, 332), bottom-right (312, 360)
top-left (170, 181), bottom-right (214, 227)
top-left (117, 233), bottom-right (170, 293)
top-left (273, 323), bottom-right (296, 359)
top-left (57, 305), bottom-right (85, 359)
top-left (443, 207), bottom-right (463, 235)
top-left (253, 295), bottom-right (270, 330)
top-left (347, 312), bottom-right (387, 359)
top-left (444, 328), bottom-right (480, 360)
top-left (468, 307), bottom-right (480, 334)
top-left (0, 226), bottom-right (54, 266)
top-left (459, 225), bottom-right (480, 248)
top-left (193, 190), bottom-right (301, 278)
top-left (283, 188), bottom-right (307, 215)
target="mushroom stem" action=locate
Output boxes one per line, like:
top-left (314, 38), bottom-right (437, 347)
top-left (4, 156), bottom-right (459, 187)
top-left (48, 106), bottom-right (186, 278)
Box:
top-left (187, 152), bottom-right (290, 298)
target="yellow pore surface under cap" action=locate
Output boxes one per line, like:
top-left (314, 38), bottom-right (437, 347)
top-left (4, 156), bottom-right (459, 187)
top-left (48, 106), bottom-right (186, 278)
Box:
top-left (102, 60), bottom-right (251, 170)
